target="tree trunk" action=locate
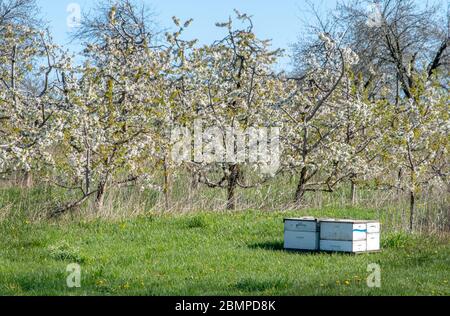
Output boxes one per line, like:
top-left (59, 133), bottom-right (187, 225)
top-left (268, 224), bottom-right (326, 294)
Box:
top-left (191, 171), bottom-right (199, 191)
top-left (85, 149), bottom-right (91, 194)
top-left (188, 171), bottom-right (199, 209)
top-left (95, 181), bottom-right (107, 211)
top-left (163, 158), bottom-right (171, 211)
top-left (22, 171), bottom-right (33, 188)
top-left (294, 167), bottom-right (307, 206)
top-left (409, 190), bottom-right (415, 232)
top-left (350, 180), bottom-right (357, 205)
top-left (11, 45), bottom-right (17, 105)
top-left (397, 168), bottom-right (403, 197)
top-left (226, 164), bottom-right (239, 210)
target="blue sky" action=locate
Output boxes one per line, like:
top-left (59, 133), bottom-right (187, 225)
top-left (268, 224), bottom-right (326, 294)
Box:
top-left (36, 0), bottom-right (341, 70)
top-left (35, 0), bottom-right (436, 70)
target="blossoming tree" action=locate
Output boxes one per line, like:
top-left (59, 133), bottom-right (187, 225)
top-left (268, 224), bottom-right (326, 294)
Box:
top-left (184, 11), bottom-right (285, 210)
top-left (375, 71), bottom-right (449, 230)
top-left (280, 33), bottom-right (378, 205)
top-left (52, 2), bottom-right (164, 214)
top-left (0, 17), bottom-right (69, 187)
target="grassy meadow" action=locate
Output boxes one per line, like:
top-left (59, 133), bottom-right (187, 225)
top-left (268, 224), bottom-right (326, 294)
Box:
top-left (0, 184), bottom-right (448, 296)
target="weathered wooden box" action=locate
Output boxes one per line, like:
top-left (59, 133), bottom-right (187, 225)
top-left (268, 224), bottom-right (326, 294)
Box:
top-left (320, 240), bottom-right (367, 253)
top-left (367, 233), bottom-right (381, 251)
top-left (319, 219), bottom-right (381, 253)
top-left (320, 219), bottom-right (369, 241)
top-left (284, 218), bottom-right (320, 251)
top-left (284, 217), bottom-right (381, 253)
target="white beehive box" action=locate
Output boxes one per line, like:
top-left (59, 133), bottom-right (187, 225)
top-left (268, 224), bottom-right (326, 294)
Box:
top-left (320, 240), bottom-right (367, 253)
top-left (367, 222), bottom-right (381, 233)
top-left (284, 217), bottom-right (319, 232)
top-left (366, 221), bottom-right (381, 252)
top-left (320, 219), bottom-right (369, 241)
top-left (284, 218), bottom-right (319, 251)
top-left (320, 219), bottom-right (381, 253)
top-left (367, 233), bottom-right (381, 251)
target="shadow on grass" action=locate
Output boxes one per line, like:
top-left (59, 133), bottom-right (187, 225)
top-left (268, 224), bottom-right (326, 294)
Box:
top-left (248, 241), bottom-right (355, 256)
top-left (248, 241), bottom-right (285, 251)
top-left (248, 241), bottom-right (316, 254)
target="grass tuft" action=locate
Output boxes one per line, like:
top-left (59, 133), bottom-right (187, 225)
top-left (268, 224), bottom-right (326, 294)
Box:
top-left (181, 215), bottom-right (210, 229)
top-left (47, 241), bottom-right (86, 263)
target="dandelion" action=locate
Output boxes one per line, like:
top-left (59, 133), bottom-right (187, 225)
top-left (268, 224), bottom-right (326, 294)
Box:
top-left (96, 279), bottom-right (106, 286)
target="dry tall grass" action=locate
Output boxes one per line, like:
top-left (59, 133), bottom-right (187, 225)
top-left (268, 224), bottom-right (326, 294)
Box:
top-left (1, 171), bottom-right (448, 235)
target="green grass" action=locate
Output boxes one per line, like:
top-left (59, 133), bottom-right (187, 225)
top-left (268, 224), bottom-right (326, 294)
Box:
top-left (0, 208), bottom-right (449, 296)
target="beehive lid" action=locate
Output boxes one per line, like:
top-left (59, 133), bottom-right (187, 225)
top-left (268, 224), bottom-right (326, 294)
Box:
top-left (283, 217), bottom-right (317, 222)
top-left (319, 218), bottom-right (379, 224)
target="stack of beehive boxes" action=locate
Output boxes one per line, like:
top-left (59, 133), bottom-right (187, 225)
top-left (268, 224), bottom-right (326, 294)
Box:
top-left (284, 218), bottom-right (381, 253)
top-left (283, 217), bottom-right (320, 251)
